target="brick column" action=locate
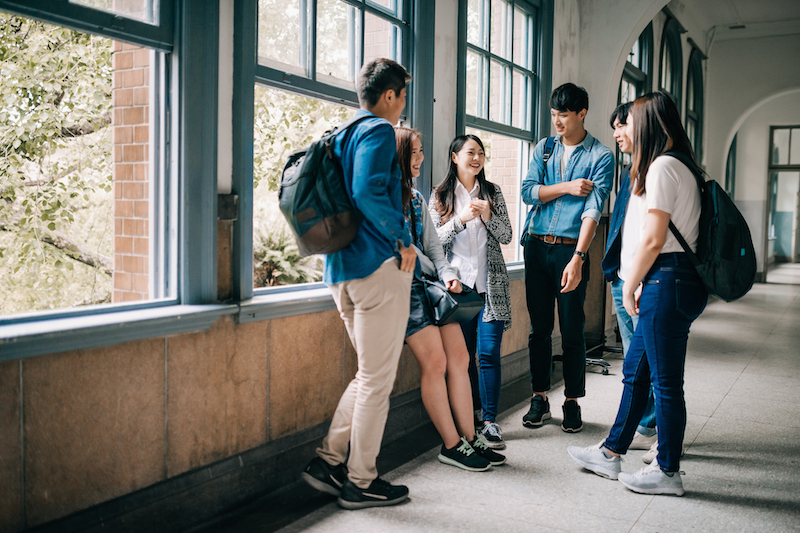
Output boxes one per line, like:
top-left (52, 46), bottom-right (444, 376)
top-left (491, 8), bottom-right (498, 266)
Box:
top-left (111, 41), bottom-right (150, 303)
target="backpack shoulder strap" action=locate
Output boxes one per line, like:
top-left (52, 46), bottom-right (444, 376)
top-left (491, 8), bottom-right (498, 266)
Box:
top-left (542, 136), bottom-right (557, 164)
top-left (324, 114), bottom-right (374, 157)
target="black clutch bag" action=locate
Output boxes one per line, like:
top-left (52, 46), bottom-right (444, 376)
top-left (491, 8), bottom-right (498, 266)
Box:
top-left (419, 276), bottom-right (485, 326)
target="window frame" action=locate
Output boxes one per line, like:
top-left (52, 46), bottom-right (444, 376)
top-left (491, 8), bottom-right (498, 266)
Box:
top-left (685, 47), bottom-right (704, 162)
top-left (619, 22), bottom-right (652, 104)
top-left (0, 1), bottom-right (232, 360)
top-left (658, 17), bottom-right (682, 109)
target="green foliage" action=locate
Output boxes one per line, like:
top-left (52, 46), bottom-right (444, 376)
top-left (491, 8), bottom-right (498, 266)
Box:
top-left (0, 15), bottom-right (113, 315)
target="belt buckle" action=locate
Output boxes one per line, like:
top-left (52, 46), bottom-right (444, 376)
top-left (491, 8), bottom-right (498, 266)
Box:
top-left (543, 234), bottom-right (557, 244)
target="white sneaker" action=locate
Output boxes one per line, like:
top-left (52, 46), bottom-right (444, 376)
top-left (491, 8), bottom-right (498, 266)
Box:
top-left (642, 441), bottom-right (686, 464)
top-left (567, 442), bottom-right (621, 480)
top-left (629, 431), bottom-right (657, 450)
top-left (618, 462), bottom-right (685, 496)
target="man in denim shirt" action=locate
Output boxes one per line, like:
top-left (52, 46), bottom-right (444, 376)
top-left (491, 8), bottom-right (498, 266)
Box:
top-left (301, 58), bottom-right (417, 510)
top-left (521, 83), bottom-right (614, 433)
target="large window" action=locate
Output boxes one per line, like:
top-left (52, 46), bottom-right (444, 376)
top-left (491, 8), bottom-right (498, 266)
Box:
top-left (0, 5), bottom-right (174, 320)
top-left (685, 48), bottom-right (704, 161)
top-left (659, 18), bottom-right (682, 108)
top-left (767, 126), bottom-right (800, 261)
top-left (620, 23), bottom-right (652, 104)
top-left (463, 0), bottom-right (541, 262)
top-left (250, 0), bottom-right (411, 290)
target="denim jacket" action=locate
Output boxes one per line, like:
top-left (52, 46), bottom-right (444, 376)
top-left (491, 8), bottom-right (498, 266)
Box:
top-left (601, 166), bottom-right (632, 282)
top-left (521, 132), bottom-right (614, 240)
top-left (323, 110), bottom-right (411, 285)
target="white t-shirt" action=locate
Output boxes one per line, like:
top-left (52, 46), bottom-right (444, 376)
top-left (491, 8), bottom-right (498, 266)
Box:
top-left (451, 180), bottom-right (488, 293)
top-left (561, 143), bottom-right (579, 178)
top-left (619, 155), bottom-right (701, 278)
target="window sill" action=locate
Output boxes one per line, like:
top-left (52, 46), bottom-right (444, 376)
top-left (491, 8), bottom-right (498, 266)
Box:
top-left (238, 287), bottom-right (336, 323)
top-left (0, 304), bottom-right (238, 361)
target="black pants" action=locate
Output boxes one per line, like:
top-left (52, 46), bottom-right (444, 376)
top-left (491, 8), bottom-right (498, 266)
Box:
top-left (524, 237), bottom-right (589, 399)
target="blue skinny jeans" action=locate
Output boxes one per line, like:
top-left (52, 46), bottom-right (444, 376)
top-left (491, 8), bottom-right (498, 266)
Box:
top-left (461, 307), bottom-right (505, 423)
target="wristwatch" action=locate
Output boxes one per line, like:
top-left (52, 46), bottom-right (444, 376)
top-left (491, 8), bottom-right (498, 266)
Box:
top-left (573, 250), bottom-right (587, 262)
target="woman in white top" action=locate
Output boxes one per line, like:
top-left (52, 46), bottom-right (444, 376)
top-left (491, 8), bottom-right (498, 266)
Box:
top-left (429, 134), bottom-right (513, 450)
top-left (567, 92), bottom-right (708, 496)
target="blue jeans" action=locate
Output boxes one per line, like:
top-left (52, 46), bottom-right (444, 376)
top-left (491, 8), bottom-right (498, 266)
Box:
top-left (462, 308), bottom-right (505, 422)
top-left (604, 253), bottom-right (707, 472)
top-left (611, 277), bottom-right (655, 437)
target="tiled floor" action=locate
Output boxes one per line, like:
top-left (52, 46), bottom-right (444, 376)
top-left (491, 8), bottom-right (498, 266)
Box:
top-left (767, 262), bottom-right (800, 285)
top-left (199, 270), bottom-right (800, 533)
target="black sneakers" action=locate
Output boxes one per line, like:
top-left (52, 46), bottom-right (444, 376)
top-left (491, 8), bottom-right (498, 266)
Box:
top-left (522, 395), bottom-right (551, 427)
top-left (561, 400), bottom-right (583, 432)
top-left (438, 436), bottom-right (491, 471)
top-left (337, 478), bottom-right (410, 510)
top-left (301, 457), bottom-right (347, 496)
top-left (470, 434), bottom-right (507, 466)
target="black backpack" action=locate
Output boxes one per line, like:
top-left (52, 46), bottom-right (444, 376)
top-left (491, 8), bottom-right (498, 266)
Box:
top-left (278, 115), bottom-right (370, 257)
top-left (664, 151), bottom-right (757, 302)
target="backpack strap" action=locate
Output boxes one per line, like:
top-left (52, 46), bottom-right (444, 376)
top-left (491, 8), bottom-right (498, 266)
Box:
top-left (324, 114), bottom-right (376, 158)
top-left (542, 136), bottom-right (557, 164)
top-left (662, 150), bottom-right (704, 269)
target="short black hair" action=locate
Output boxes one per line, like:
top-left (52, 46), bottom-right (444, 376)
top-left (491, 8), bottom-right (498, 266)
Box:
top-left (549, 83), bottom-right (589, 114)
top-left (609, 102), bottom-right (632, 129)
top-left (357, 58), bottom-right (412, 107)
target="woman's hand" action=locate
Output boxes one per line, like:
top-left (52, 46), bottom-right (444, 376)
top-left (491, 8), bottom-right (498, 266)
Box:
top-left (445, 279), bottom-right (463, 293)
top-left (458, 203), bottom-right (479, 224)
top-left (471, 198), bottom-right (492, 221)
top-left (623, 279), bottom-right (642, 316)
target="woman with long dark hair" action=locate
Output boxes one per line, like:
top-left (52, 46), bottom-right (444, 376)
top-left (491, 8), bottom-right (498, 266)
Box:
top-left (395, 127), bottom-right (505, 471)
top-left (567, 92), bottom-right (707, 496)
top-left (429, 134), bottom-right (513, 450)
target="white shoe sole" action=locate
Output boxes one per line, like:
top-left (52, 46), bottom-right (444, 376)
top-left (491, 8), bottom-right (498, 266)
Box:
top-left (618, 476), bottom-right (684, 496)
top-left (567, 449), bottom-right (620, 480)
top-left (437, 453), bottom-right (492, 472)
top-left (522, 412), bottom-right (551, 428)
top-left (337, 493), bottom-right (409, 509)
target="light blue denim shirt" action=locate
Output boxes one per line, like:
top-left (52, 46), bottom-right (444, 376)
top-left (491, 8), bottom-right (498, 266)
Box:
top-left (521, 132), bottom-right (614, 240)
top-left (323, 110), bottom-right (411, 285)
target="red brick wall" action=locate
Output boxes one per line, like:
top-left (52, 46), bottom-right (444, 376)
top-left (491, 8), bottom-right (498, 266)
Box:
top-left (112, 41), bottom-right (150, 303)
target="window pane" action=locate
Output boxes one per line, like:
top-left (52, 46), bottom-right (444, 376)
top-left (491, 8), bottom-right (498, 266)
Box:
top-left (661, 45), bottom-right (672, 92)
top-left (686, 119), bottom-right (696, 153)
top-left (489, 60), bottom-right (508, 125)
top-left (791, 128), bottom-right (800, 165)
top-left (367, 0), bottom-right (398, 16)
top-left (467, 0), bottom-right (486, 48)
top-left (70, 0), bottom-right (158, 24)
top-left (252, 85), bottom-right (354, 287)
top-left (317, 0), bottom-right (360, 88)
top-left (512, 7), bottom-right (531, 70)
top-left (512, 69), bottom-right (530, 130)
top-left (629, 38), bottom-right (640, 68)
top-left (258, 0), bottom-right (305, 73)
top-left (364, 13), bottom-right (400, 65)
top-left (773, 128), bottom-right (790, 165)
top-left (466, 50), bottom-right (484, 118)
top-left (465, 127), bottom-right (527, 262)
top-left (620, 78), bottom-right (637, 103)
top-left (0, 14), bottom-right (170, 316)
top-left (490, 0), bottom-right (510, 60)
top-left (686, 71), bottom-right (695, 110)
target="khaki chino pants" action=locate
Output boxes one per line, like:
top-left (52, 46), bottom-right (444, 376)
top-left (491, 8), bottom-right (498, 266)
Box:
top-left (319, 258), bottom-right (412, 488)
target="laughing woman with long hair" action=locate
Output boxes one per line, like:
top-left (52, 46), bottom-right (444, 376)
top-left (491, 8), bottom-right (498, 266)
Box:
top-left (394, 126), bottom-right (505, 472)
top-left (567, 92), bottom-right (707, 496)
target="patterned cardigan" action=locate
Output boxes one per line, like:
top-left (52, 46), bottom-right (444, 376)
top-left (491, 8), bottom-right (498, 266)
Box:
top-left (428, 186), bottom-right (513, 331)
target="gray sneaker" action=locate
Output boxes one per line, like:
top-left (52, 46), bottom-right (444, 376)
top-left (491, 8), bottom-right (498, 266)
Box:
top-left (642, 441), bottom-right (686, 464)
top-left (567, 442), bottom-right (622, 480)
top-left (480, 421), bottom-right (506, 450)
top-left (618, 462), bottom-right (685, 496)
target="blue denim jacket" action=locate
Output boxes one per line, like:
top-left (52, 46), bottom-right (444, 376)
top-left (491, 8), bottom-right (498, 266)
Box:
top-left (601, 166), bottom-right (632, 282)
top-left (323, 110), bottom-right (411, 285)
top-left (521, 132), bottom-right (614, 240)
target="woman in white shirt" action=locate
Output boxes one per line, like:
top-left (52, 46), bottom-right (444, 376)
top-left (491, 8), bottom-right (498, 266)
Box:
top-left (429, 134), bottom-right (513, 450)
top-left (568, 92), bottom-right (708, 496)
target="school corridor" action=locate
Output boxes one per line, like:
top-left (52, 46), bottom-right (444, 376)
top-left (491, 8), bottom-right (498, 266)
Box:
top-left (194, 266), bottom-right (800, 533)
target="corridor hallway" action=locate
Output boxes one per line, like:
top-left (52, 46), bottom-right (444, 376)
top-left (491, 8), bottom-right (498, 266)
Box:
top-left (197, 277), bottom-right (800, 533)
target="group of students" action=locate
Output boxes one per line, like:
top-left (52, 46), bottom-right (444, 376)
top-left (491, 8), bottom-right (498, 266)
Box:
top-left (300, 57), bottom-right (707, 510)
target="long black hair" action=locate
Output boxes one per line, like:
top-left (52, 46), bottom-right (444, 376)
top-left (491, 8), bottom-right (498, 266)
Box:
top-left (394, 126), bottom-right (420, 210)
top-left (433, 134), bottom-right (496, 223)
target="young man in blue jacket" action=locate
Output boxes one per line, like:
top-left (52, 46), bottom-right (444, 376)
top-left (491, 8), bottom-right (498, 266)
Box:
top-left (301, 58), bottom-right (417, 510)
top-left (521, 83), bottom-right (614, 433)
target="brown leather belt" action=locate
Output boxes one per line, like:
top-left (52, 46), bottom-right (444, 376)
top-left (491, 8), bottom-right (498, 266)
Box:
top-left (530, 234), bottom-right (578, 245)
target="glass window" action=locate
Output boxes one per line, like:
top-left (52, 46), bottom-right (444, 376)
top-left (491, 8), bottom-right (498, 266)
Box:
top-left (773, 128), bottom-right (790, 165)
top-left (0, 13), bottom-right (173, 318)
top-left (791, 128), bottom-right (800, 165)
top-left (70, 0), bottom-right (159, 24)
top-left (685, 49), bottom-right (704, 160)
top-left (252, 0), bottom-right (411, 289)
top-left (463, 0), bottom-right (539, 263)
top-left (725, 134), bottom-right (737, 197)
top-left (659, 18), bottom-right (682, 107)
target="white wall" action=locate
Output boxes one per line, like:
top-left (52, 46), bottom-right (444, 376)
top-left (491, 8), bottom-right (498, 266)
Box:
top-left (431, 0), bottom-right (460, 186)
top-left (732, 91), bottom-right (800, 270)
